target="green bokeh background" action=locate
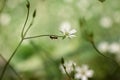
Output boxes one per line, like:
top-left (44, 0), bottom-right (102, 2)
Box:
top-left (0, 0), bottom-right (120, 80)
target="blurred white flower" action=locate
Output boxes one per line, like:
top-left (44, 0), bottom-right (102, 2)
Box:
top-left (108, 42), bottom-right (120, 53)
top-left (60, 60), bottom-right (76, 74)
top-left (60, 21), bottom-right (77, 39)
top-left (98, 41), bottom-right (109, 53)
top-left (100, 16), bottom-right (113, 28)
top-left (75, 65), bottom-right (94, 80)
top-left (77, 0), bottom-right (90, 11)
top-left (0, 13), bottom-right (11, 26)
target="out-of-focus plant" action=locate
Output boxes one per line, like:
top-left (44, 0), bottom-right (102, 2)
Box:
top-left (0, 0), bottom-right (77, 80)
top-left (0, 0), bottom-right (120, 80)
top-left (0, 54), bottom-right (22, 80)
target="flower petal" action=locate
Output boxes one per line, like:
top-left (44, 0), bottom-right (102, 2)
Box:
top-left (75, 72), bottom-right (82, 79)
top-left (81, 64), bottom-right (89, 71)
top-left (69, 29), bottom-right (77, 34)
top-left (68, 35), bottom-right (76, 39)
top-left (86, 70), bottom-right (94, 77)
top-left (82, 76), bottom-right (88, 80)
top-left (60, 22), bottom-right (71, 33)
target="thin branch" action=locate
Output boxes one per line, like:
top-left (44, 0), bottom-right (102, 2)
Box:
top-left (21, 0), bottom-right (30, 38)
top-left (0, 55), bottom-right (22, 80)
top-left (0, 39), bottom-right (23, 80)
top-left (61, 58), bottom-right (74, 80)
top-left (0, 1), bottom-right (31, 80)
top-left (0, 0), bottom-right (63, 79)
top-left (61, 64), bottom-right (73, 80)
top-left (90, 40), bottom-right (120, 72)
top-left (24, 35), bottom-right (63, 40)
top-left (23, 10), bottom-right (36, 37)
top-left (91, 41), bottom-right (109, 59)
top-left (84, 31), bottom-right (120, 68)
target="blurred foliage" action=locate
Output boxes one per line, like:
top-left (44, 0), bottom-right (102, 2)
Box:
top-left (0, 0), bottom-right (120, 80)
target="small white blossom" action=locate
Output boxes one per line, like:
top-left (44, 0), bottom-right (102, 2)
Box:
top-left (77, 0), bottom-right (90, 11)
top-left (0, 13), bottom-right (11, 26)
top-left (75, 65), bottom-right (94, 80)
top-left (99, 16), bottom-right (113, 28)
top-left (98, 41), bottom-right (109, 53)
top-left (108, 42), bottom-right (120, 53)
top-left (59, 21), bottom-right (77, 39)
top-left (60, 60), bottom-right (76, 74)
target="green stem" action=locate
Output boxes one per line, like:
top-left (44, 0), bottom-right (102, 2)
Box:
top-left (90, 41), bottom-right (120, 73)
top-left (0, 39), bottom-right (23, 80)
top-left (62, 64), bottom-right (73, 80)
top-left (21, 0), bottom-right (30, 38)
top-left (23, 15), bottom-right (35, 38)
top-left (0, 1), bottom-right (31, 80)
top-left (0, 34), bottom-right (62, 80)
top-left (0, 55), bottom-right (22, 80)
top-left (24, 35), bottom-right (63, 39)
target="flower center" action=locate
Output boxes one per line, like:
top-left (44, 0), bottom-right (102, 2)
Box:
top-left (65, 32), bottom-right (69, 36)
top-left (81, 70), bottom-right (86, 75)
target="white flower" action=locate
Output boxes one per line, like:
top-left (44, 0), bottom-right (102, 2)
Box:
top-left (60, 60), bottom-right (76, 74)
top-left (75, 65), bottom-right (94, 80)
top-left (108, 42), bottom-right (120, 53)
top-left (99, 16), bottom-right (113, 28)
top-left (0, 13), bottom-right (11, 26)
top-left (59, 21), bottom-right (77, 39)
top-left (77, 0), bottom-right (90, 11)
top-left (98, 41), bottom-right (109, 53)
